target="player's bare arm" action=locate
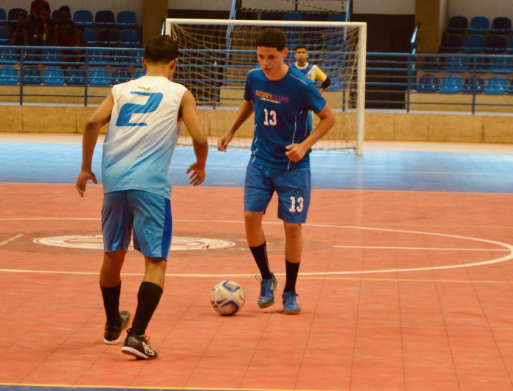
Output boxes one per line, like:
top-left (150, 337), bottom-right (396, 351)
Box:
top-left (217, 99), bottom-right (254, 152)
top-left (76, 91), bottom-right (114, 197)
top-left (285, 103), bottom-right (336, 163)
top-left (179, 90), bottom-right (208, 186)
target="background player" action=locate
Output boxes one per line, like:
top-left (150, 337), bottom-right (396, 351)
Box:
top-left (218, 29), bottom-right (336, 315)
top-left (291, 45), bottom-right (331, 132)
top-left (75, 36), bottom-right (208, 359)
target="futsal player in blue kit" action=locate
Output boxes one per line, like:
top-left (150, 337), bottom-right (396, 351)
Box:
top-left (218, 28), bottom-right (336, 314)
top-left (75, 36), bottom-right (208, 359)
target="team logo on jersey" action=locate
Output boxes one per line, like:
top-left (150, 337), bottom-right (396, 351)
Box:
top-left (256, 90), bottom-right (290, 104)
top-left (33, 235), bottom-right (235, 251)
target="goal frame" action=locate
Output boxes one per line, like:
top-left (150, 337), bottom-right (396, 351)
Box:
top-left (165, 18), bottom-right (367, 156)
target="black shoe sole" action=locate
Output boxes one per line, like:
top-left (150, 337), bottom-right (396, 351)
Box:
top-left (121, 346), bottom-right (158, 360)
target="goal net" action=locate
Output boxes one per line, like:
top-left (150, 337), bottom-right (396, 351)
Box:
top-left (165, 19), bottom-right (366, 155)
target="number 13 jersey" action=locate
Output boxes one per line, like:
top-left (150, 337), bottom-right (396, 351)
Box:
top-left (102, 76), bottom-right (187, 199)
top-left (244, 66), bottom-right (327, 170)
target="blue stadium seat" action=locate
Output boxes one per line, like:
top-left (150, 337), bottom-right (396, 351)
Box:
top-left (440, 75), bottom-right (462, 94)
top-left (484, 35), bottom-right (506, 54)
top-left (424, 56), bottom-right (446, 70)
top-left (95, 10), bottom-right (116, 28)
top-left (485, 76), bottom-right (508, 94)
top-left (89, 49), bottom-right (108, 66)
top-left (261, 13), bottom-right (280, 21)
top-left (117, 11), bottom-right (137, 28)
top-left (0, 27), bottom-right (8, 45)
top-left (491, 17), bottom-right (511, 34)
top-left (0, 65), bottom-right (18, 85)
top-left (134, 68), bottom-right (146, 79)
top-left (440, 34), bottom-right (463, 52)
top-left (304, 14), bottom-right (324, 22)
top-left (283, 12), bottom-right (302, 21)
top-left (446, 56), bottom-right (468, 71)
top-left (324, 31), bottom-right (345, 48)
top-left (83, 28), bottom-right (97, 46)
top-left (302, 31), bottom-right (324, 47)
top-left (89, 67), bottom-right (110, 86)
top-left (0, 8), bottom-right (6, 26)
top-left (447, 16), bottom-right (468, 34)
top-left (508, 37), bottom-right (513, 54)
top-left (285, 31), bottom-right (300, 46)
top-left (469, 17), bottom-right (490, 34)
top-left (41, 49), bottom-right (62, 65)
top-left (417, 74), bottom-right (439, 92)
top-left (120, 29), bottom-right (140, 48)
top-left (8, 8), bottom-right (27, 27)
top-left (112, 68), bottom-right (131, 85)
top-left (109, 50), bottom-right (130, 67)
top-left (52, 10), bottom-right (60, 21)
top-left (491, 56), bottom-right (513, 73)
top-left (463, 76), bottom-right (485, 94)
top-left (66, 67), bottom-right (85, 85)
top-left (43, 66), bottom-right (65, 85)
top-left (327, 13), bottom-right (346, 22)
top-left (462, 35), bottom-right (484, 53)
top-left (0, 47), bottom-right (17, 63)
top-left (98, 29), bottom-right (119, 47)
top-left (74, 10), bottom-right (94, 28)
top-left (130, 50), bottom-right (144, 66)
top-left (21, 49), bottom-right (39, 64)
top-left (22, 66), bottom-right (41, 85)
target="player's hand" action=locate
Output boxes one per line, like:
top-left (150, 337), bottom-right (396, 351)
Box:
top-left (75, 170), bottom-right (98, 198)
top-left (285, 143), bottom-right (308, 163)
top-left (217, 131), bottom-right (234, 152)
top-left (186, 162), bottom-right (206, 186)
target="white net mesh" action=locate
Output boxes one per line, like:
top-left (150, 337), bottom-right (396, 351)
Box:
top-left (168, 20), bottom-right (363, 151)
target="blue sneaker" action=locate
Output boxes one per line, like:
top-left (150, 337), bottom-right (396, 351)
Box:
top-left (256, 274), bottom-right (279, 308)
top-left (282, 291), bottom-right (301, 315)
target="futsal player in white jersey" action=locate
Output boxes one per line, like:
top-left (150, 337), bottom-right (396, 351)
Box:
top-left (75, 36), bottom-right (208, 360)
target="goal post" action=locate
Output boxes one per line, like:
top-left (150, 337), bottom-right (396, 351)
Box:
top-left (165, 18), bottom-right (367, 156)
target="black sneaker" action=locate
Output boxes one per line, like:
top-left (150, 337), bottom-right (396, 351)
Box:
top-left (121, 329), bottom-right (158, 360)
top-left (103, 310), bottom-right (130, 345)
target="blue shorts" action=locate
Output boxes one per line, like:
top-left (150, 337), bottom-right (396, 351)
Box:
top-left (244, 163), bottom-right (311, 224)
top-left (102, 190), bottom-right (172, 260)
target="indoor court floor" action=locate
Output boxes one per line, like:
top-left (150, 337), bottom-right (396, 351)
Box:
top-left (2, 134), bottom-right (513, 391)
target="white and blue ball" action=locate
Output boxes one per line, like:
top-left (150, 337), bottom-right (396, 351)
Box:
top-left (210, 280), bottom-right (245, 316)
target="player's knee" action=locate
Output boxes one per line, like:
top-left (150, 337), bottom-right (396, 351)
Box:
top-left (284, 221), bottom-right (302, 237)
top-left (244, 211), bottom-right (263, 226)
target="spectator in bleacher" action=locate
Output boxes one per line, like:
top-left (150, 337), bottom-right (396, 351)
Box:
top-left (55, 6), bottom-right (76, 46)
top-left (33, 4), bottom-right (55, 46)
top-left (71, 27), bottom-right (87, 63)
top-left (10, 11), bottom-right (29, 46)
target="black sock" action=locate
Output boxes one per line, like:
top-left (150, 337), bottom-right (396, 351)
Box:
top-left (249, 241), bottom-right (272, 280)
top-left (131, 282), bottom-right (163, 336)
top-left (284, 260), bottom-right (300, 293)
top-left (100, 283), bottom-right (121, 326)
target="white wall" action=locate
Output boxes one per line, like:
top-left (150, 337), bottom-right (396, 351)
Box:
top-left (353, 0), bottom-right (415, 15)
top-left (449, 0), bottom-right (513, 20)
top-left (2, 0), bottom-right (143, 23)
top-left (168, 0), bottom-right (343, 12)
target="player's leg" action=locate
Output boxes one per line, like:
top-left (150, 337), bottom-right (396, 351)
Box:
top-left (121, 190), bottom-right (172, 359)
top-left (275, 167), bottom-right (311, 315)
top-left (101, 191), bottom-right (133, 344)
top-left (244, 163), bottom-right (279, 307)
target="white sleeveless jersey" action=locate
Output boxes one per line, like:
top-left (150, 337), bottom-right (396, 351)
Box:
top-left (102, 76), bottom-right (187, 199)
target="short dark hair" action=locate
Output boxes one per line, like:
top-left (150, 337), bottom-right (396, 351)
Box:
top-left (39, 4), bottom-right (50, 12)
top-left (295, 45), bottom-right (308, 52)
top-left (256, 28), bottom-right (286, 51)
top-left (59, 5), bottom-right (71, 14)
top-left (145, 36), bottom-right (179, 64)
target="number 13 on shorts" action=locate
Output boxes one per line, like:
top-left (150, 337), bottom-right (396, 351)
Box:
top-left (289, 196), bottom-right (304, 213)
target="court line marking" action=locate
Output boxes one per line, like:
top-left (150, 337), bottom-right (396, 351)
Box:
top-left (333, 246), bottom-right (510, 252)
top-left (1, 218), bottom-right (513, 276)
top-left (0, 234), bottom-right (22, 246)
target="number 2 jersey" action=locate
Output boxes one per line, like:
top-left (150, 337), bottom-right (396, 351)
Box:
top-left (244, 66), bottom-right (327, 170)
top-left (102, 76), bottom-right (187, 199)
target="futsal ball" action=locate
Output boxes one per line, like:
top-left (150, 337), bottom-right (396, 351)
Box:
top-left (210, 280), bottom-right (245, 316)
